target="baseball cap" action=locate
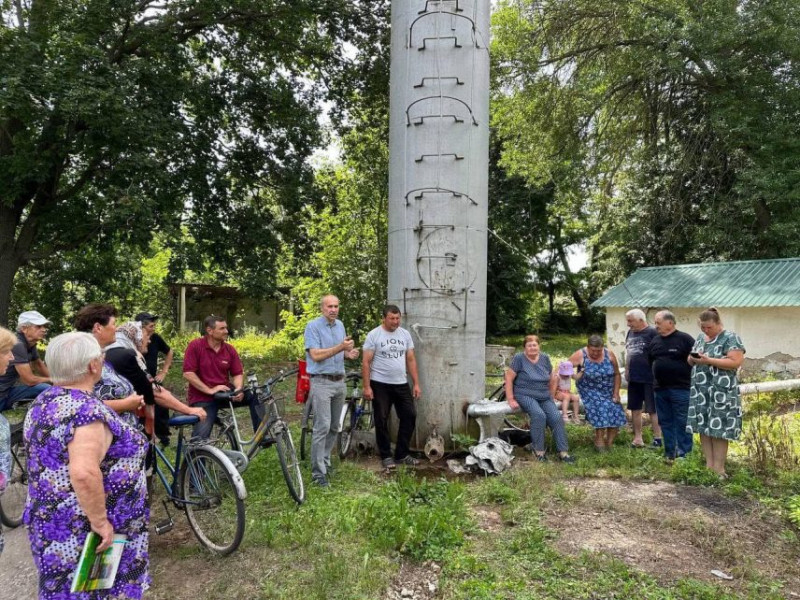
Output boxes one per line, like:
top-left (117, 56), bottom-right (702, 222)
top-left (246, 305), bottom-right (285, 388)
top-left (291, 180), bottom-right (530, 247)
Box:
top-left (17, 310), bottom-right (51, 327)
top-left (134, 312), bottom-right (159, 323)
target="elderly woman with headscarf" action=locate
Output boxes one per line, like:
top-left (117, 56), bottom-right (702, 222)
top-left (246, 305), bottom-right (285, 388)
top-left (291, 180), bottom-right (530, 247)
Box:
top-left (0, 326), bottom-right (17, 557)
top-left (686, 307), bottom-right (745, 478)
top-left (105, 321), bottom-right (206, 430)
top-left (24, 332), bottom-right (150, 599)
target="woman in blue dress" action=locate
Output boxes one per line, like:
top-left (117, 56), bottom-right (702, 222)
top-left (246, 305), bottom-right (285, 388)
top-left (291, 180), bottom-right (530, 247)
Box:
top-left (571, 334), bottom-right (627, 452)
top-left (505, 335), bottom-right (575, 463)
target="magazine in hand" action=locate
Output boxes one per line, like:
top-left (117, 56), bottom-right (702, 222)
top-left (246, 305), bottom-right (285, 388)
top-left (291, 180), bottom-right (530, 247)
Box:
top-left (70, 532), bottom-right (127, 592)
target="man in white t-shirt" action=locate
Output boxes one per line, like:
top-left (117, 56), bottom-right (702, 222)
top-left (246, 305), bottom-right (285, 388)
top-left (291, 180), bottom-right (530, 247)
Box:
top-left (362, 305), bottom-right (422, 469)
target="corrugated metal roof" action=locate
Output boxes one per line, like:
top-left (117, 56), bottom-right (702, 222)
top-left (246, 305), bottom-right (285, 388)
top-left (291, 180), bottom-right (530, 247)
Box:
top-left (591, 258), bottom-right (800, 308)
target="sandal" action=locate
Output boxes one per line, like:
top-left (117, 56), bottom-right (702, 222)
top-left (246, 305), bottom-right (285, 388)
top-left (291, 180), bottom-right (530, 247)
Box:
top-left (630, 442), bottom-right (646, 449)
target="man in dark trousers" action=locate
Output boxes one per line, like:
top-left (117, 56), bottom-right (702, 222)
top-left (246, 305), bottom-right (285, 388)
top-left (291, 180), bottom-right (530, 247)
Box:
top-left (649, 310), bottom-right (696, 460)
top-left (362, 305), bottom-right (422, 469)
top-left (136, 312), bottom-right (174, 446)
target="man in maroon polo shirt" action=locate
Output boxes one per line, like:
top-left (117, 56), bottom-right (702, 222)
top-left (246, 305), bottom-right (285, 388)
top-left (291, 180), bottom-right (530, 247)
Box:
top-left (183, 315), bottom-right (264, 439)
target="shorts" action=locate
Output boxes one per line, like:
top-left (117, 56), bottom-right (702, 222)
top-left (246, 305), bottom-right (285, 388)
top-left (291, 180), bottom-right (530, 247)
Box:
top-left (627, 381), bottom-right (654, 413)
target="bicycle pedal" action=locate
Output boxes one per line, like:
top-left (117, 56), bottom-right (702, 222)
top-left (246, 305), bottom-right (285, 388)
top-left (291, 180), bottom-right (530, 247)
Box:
top-left (154, 519), bottom-right (174, 534)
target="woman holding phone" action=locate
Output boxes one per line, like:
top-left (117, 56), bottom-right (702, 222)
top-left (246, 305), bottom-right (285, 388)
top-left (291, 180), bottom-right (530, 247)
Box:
top-left (686, 307), bottom-right (745, 478)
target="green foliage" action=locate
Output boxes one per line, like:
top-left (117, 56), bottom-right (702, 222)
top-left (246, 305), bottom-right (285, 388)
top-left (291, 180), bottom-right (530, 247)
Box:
top-left (740, 411), bottom-right (800, 475)
top-left (364, 471), bottom-right (472, 560)
top-left (472, 478), bottom-right (521, 506)
top-left (450, 432), bottom-right (478, 452)
top-left (492, 0), bottom-right (800, 297)
top-left (670, 452), bottom-right (726, 487)
top-left (788, 495), bottom-right (800, 529)
top-left (0, 0), bottom-right (379, 324)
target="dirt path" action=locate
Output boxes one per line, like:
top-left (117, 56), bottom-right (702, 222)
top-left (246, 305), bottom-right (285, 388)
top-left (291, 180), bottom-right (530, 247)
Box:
top-left (0, 525), bottom-right (37, 599)
top-left (538, 479), bottom-right (800, 594)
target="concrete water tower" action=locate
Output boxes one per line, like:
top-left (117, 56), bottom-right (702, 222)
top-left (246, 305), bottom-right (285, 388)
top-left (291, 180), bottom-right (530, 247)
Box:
top-left (388, 0), bottom-right (490, 451)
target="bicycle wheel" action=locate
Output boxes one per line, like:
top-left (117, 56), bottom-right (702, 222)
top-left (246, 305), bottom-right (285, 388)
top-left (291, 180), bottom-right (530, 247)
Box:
top-left (272, 421), bottom-right (304, 505)
top-left (212, 420), bottom-right (239, 452)
top-left (337, 401), bottom-right (355, 459)
top-left (180, 447), bottom-right (245, 555)
top-left (0, 427), bottom-right (27, 528)
top-left (299, 401), bottom-right (313, 462)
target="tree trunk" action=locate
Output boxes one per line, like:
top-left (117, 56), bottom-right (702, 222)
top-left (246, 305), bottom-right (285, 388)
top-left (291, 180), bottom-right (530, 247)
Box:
top-left (0, 254), bottom-right (22, 328)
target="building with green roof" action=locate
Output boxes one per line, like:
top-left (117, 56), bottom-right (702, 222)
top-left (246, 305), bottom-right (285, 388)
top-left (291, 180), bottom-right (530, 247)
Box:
top-left (591, 258), bottom-right (800, 376)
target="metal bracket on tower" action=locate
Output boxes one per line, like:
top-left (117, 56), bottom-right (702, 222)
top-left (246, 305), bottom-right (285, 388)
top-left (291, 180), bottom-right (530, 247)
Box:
top-left (414, 76), bottom-right (464, 88)
top-left (405, 96), bottom-right (479, 127)
top-left (417, 0), bottom-right (463, 14)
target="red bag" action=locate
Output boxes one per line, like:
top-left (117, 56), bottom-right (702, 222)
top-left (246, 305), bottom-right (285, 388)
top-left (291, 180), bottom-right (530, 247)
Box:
top-left (295, 359), bottom-right (311, 403)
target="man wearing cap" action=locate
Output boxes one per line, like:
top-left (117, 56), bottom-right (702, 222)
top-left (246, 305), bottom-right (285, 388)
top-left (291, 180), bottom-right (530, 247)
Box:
top-left (304, 295), bottom-right (359, 487)
top-left (0, 311), bottom-right (52, 411)
top-left (137, 312), bottom-right (175, 446)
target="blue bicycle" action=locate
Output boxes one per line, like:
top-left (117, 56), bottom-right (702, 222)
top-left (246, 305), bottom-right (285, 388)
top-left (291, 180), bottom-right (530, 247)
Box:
top-left (152, 414), bottom-right (247, 555)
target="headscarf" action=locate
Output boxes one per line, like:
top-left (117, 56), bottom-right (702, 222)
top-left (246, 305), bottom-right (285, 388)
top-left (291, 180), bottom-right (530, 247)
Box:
top-left (106, 321), bottom-right (144, 353)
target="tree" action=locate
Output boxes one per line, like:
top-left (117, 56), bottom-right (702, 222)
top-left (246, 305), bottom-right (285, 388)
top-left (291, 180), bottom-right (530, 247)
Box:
top-left (492, 0), bottom-right (800, 293)
top-left (0, 0), bottom-right (373, 325)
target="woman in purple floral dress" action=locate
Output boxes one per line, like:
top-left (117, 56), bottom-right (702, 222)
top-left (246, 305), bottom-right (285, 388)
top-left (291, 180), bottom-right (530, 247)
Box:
top-left (23, 332), bottom-right (150, 599)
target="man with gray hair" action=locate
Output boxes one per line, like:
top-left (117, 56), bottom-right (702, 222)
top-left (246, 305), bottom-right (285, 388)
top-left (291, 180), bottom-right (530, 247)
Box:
top-left (649, 310), bottom-right (695, 459)
top-left (624, 308), bottom-right (662, 448)
top-left (304, 295), bottom-right (359, 487)
top-left (0, 310), bottom-right (52, 411)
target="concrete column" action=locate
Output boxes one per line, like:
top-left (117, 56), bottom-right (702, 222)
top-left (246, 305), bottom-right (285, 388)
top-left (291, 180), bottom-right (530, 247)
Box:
top-left (388, 0), bottom-right (490, 449)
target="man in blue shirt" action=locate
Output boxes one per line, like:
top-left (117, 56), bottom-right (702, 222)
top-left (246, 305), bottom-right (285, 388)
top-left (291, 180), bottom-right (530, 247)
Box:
top-left (304, 295), bottom-right (359, 487)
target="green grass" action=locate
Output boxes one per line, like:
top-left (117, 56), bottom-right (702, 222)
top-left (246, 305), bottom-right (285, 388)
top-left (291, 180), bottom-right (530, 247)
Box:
top-left (144, 335), bottom-right (800, 599)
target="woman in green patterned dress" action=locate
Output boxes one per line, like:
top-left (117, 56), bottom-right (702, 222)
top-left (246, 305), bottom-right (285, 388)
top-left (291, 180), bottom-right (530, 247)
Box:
top-left (686, 307), bottom-right (745, 478)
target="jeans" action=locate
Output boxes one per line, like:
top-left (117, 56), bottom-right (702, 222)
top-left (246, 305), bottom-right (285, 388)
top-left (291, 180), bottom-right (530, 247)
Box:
top-left (0, 383), bottom-right (51, 412)
top-left (654, 388), bottom-right (693, 458)
top-left (370, 380), bottom-right (416, 461)
top-left (191, 390), bottom-right (263, 440)
top-left (516, 395), bottom-right (569, 453)
top-left (309, 377), bottom-right (346, 481)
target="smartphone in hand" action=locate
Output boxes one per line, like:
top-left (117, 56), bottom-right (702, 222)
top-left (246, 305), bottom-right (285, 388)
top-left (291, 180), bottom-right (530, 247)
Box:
top-left (690, 352), bottom-right (702, 359)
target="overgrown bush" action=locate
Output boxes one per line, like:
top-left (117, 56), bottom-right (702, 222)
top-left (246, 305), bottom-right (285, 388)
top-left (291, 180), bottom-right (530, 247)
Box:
top-left (364, 471), bottom-right (472, 560)
top-left (740, 412), bottom-right (800, 475)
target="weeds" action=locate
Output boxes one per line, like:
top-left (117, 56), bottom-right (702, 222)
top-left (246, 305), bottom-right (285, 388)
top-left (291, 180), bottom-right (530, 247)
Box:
top-left (363, 471), bottom-right (472, 560)
top-left (740, 411), bottom-right (800, 474)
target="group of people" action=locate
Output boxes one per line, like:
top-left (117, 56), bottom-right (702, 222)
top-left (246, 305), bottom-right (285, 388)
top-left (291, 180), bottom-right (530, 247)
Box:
top-left (0, 296), bottom-right (747, 598)
top-left (505, 307), bottom-right (745, 477)
top-left (303, 296), bottom-right (422, 487)
top-left (0, 306), bottom-right (257, 599)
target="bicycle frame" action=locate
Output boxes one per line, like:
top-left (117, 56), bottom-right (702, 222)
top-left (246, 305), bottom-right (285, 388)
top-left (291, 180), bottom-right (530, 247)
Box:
top-left (216, 371), bottom-right (292, 461)
top-left (153, 428), bottom-right (247, 506)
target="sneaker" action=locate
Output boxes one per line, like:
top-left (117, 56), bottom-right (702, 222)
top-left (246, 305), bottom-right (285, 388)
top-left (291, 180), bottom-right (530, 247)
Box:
top-left (312, 476), bottom-right (330, 488)
top-left (535, 454), bottom-right (548, 463)
top-left (395, 455), bottom-right (420, 466)
top-left (650, 438), bottom-right (663, 449)
top-left (381, 457), bottom-right (396, 470)
top-left (559, 454), bottom-right (576, 464)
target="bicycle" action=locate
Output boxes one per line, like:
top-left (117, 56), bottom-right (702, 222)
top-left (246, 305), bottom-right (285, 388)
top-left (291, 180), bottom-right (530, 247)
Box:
top-left (0, 422), bottom-right (27, 528)
top-left (151, 414), bottom-right (246, 555)
top-left (299, 372), bottom-right (370, 461)
top-left (212, 369), bottom-right (305, 505)
top-left (337, 372), bottom-right (374, 459)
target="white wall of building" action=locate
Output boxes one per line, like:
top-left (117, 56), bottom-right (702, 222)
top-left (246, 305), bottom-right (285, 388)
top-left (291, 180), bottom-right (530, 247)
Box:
top-left (604, 306), bottom-right (800, 376)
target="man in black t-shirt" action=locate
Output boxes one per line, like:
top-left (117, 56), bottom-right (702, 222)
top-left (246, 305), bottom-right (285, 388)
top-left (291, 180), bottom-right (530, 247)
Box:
top-left (136, 312), bottom-right (174, 445)
top-left (625, 309), bottom-right (662, 448)
top-left (649, 310), bottom-right (696, 460)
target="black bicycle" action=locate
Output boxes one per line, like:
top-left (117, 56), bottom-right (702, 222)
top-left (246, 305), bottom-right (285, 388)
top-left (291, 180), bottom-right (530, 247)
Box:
top-left (299, 372), bottom-right (370, 461)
